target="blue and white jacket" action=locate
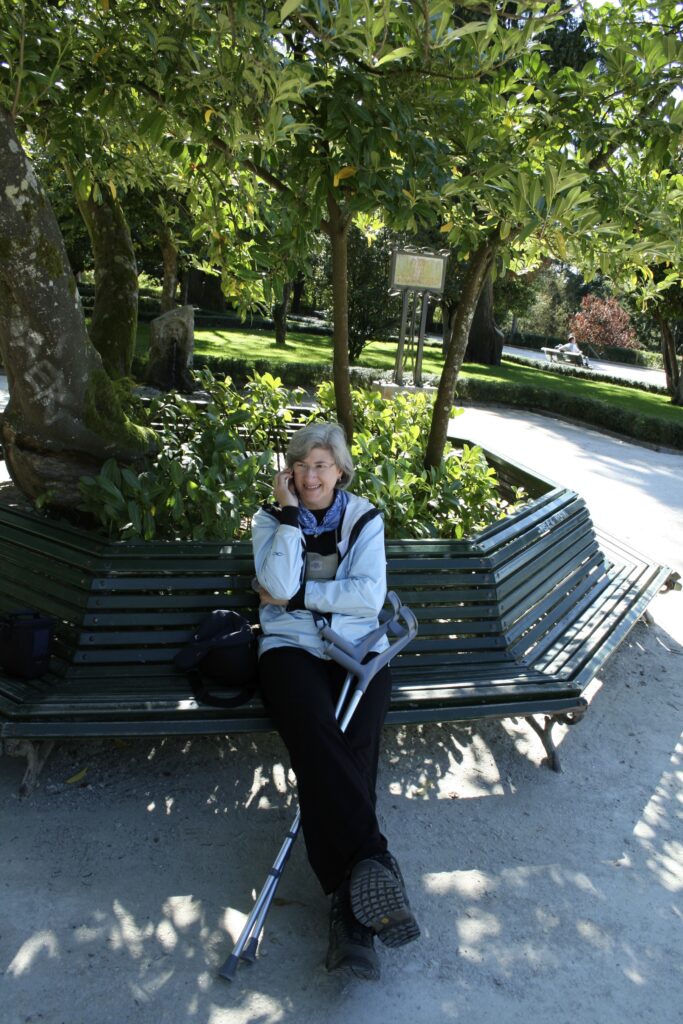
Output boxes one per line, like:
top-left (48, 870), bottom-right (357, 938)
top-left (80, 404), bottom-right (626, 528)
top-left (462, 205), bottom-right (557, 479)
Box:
top-left (251, 492), bottom-right (389, 659)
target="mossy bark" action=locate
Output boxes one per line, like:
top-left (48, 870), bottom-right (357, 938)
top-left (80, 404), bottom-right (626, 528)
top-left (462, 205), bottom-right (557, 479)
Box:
top-left (425, 236), bottom-right (500, 469)
top-left (324, 193), bottom-right (354, 442)
top-left (76, 185), bottom-right (138, 378)
top-left (0, 108), bottom-right (153, 507)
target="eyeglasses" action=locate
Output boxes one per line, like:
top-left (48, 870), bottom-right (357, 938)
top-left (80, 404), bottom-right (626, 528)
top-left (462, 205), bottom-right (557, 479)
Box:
top-left (292, 461), bottom-right (337, 475)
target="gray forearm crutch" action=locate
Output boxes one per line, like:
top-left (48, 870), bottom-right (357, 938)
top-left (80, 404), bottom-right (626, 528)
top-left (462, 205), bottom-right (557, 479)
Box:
top-left (219, 592), bottom-right (418, 982)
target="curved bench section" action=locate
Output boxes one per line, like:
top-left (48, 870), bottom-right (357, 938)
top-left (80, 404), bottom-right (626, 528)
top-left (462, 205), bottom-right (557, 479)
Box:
top-left (0, 473), bottom-right (673, 786)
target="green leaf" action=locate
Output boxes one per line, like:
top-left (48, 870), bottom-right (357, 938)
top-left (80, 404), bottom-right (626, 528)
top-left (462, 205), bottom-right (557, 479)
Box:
top-left (138, 109), bottom-right (167, 145)
top-left (280, 0), bottom-right (302, 21)
top-left (443, 21), bottom-right (488, 42)
top-left (376, 46), bottom-right (413, 67)
top-left (121, 467), bottom-right (141, 491)
top-left (101, 459), bottom-right (121, 485)
top-left (127, 502), bottom-right (143, 534)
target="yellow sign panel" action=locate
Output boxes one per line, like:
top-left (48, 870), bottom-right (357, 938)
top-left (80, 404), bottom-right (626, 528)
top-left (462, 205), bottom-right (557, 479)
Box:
top-left (391, 251), bottom-right (447, 292)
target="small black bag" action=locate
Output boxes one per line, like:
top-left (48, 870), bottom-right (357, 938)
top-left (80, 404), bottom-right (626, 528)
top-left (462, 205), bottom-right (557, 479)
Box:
top-left (0, 609), bottom-right (55, 680)
top-left (173, 609), bottom-right (258, 708)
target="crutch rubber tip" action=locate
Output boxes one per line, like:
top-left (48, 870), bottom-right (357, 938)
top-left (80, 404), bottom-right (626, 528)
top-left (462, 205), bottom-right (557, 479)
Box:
top-left (240, 937), bottom-right (259, 963)
top-left (218, 954), bottom-right (240, 982)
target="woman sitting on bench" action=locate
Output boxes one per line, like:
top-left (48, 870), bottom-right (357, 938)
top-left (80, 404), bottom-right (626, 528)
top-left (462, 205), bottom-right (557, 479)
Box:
top-left (252, 421), bottom-right (420, 981)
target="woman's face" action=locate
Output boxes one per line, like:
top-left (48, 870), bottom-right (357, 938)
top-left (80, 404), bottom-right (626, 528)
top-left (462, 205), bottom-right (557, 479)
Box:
top-left (291, 446), bottom-right (343, 510)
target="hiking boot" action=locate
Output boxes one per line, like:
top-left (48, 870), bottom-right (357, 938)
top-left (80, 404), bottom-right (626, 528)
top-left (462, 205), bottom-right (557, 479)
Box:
top-left (349, 851), bottom-right (420, 949)
top-left (325, 880), bottom-right (380, 981)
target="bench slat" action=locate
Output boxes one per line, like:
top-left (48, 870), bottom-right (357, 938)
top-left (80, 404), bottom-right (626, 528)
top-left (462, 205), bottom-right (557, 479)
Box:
top-left (0, 484), bottom-right (670, 749)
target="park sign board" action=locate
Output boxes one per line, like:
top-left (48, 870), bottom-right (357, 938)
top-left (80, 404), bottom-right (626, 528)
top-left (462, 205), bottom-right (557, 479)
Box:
top-left (389, 249), bottom-right (448, 295)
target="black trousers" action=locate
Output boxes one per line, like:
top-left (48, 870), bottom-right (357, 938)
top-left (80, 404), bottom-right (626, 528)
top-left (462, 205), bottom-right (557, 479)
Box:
top-left (258, 645), bottom-right (392, 894)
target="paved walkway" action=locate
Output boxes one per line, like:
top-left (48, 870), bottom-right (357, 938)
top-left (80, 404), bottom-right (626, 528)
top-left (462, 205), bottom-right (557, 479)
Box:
top-left (504, 345), bottom-right (667, 389)
top-left (451, 403), bottom-right (683, 575)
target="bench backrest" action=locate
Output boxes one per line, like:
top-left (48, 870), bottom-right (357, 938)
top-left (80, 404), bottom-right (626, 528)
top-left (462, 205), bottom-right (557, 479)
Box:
top-left (0, 487), bottom-right (607, 683)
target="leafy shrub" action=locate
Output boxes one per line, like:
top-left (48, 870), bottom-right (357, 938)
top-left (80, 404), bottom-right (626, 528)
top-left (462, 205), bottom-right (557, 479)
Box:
top-left (77, 372), bottom-right (526, 542)
top-left (313, 382), bottom-right (526, 539)
top-left (78, 371), bottom-right (303, 541)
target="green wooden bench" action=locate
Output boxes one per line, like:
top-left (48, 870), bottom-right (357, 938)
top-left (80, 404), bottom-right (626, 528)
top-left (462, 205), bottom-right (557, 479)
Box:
top-left (0, 476), bottom-right (674, 794)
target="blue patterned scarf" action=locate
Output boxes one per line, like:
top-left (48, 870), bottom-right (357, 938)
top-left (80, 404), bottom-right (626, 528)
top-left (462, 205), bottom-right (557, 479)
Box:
top-left (298, 488), bottom-right (348, 537)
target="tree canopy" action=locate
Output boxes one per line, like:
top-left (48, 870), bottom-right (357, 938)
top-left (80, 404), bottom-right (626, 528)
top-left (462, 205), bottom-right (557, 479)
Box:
top-left (0, 0), bottom-right (682, 508)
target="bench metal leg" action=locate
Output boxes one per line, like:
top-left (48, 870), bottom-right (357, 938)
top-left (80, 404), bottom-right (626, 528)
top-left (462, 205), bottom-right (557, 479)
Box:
top-left (528, 704), bottom-right (587, 773)
top-left (1, 738), bottom-right (56, 797)
top-left (528, 716), bottom-right (562, 772)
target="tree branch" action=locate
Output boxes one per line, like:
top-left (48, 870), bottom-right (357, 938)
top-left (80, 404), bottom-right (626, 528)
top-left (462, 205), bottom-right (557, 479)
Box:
top-left (10, 3), bottom-right (26, 120)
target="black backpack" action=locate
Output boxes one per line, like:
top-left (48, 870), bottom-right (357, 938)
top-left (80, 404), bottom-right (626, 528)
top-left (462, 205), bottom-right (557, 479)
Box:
top-left (173, 609), bottom-right (258, 708)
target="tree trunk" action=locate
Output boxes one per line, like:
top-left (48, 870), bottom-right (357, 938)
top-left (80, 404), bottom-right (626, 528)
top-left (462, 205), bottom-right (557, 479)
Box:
top-left (291, 272), bottom-right (306, 315)
top-left (464, 272), bottom-right (505, 365)
top-left (425, 237), bottom-right (499, 469)
top-left (324, 193), bottom-right (354, 441)
top-left (441, 300), bottom-right (456, 355)
top-left (657, 314), bottom-right (683, 405)
top-left (273, 281), bottom-right (292, 348)
top-left (159, 223), bottom-right (178, 313)
top-left (0, 109), bottom-right (153, 507)
top-left (76, 184), bottom-right (138, 378)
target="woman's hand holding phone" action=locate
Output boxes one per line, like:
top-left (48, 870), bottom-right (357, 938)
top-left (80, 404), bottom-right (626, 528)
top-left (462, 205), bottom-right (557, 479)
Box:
top-left (274, 468), bottom-right (299, 508)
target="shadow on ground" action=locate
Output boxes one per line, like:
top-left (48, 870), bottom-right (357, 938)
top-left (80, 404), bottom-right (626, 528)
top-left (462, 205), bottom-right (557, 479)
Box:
top-left (1, 616), bottom-right (681, 1024)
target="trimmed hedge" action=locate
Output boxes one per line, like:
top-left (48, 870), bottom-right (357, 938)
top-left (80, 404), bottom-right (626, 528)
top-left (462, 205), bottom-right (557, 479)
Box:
top-left (507, 331), bottom-right (563, 350)
top-left (192, 354), bottom-right (330, 389)
top-left (455, 375), bottom-right (683, 451)
top-left (132, 352), bottom-right (377, 392)
top-left (503, 353), bottom-right (668, 395)
top-left (587, 344), bottom-right (663, 369)
top-left (195, 312), bottom-right (333, 337)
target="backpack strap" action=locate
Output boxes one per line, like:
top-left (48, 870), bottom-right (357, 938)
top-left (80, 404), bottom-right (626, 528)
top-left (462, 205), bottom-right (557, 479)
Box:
top-left (187, 668), bottom-right (258, 709)
top-left (338, 508), bottom-right (381, 565)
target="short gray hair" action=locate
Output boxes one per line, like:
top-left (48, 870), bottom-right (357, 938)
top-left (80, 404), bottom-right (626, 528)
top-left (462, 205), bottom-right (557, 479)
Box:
top-left (286, 421), bottom-right (355, 489)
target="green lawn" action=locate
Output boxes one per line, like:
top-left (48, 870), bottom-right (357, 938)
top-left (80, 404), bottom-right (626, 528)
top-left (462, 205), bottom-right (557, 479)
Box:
top-left (136, 322), bottom-right (683, 432)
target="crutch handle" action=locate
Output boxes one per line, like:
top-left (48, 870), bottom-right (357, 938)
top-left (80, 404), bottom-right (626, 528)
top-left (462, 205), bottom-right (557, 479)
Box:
top-left (314, 592), bottom-right (414, 663)
top-left (319, 594), bottom-right (418, 697)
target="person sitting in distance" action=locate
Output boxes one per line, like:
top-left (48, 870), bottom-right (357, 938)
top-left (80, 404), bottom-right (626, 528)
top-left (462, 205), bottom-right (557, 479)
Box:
top-left (252, 421), bottom-right (420, 981)
top-left (557, 333), bottom-right (589, 366)
top-left (558, 333), bottom-right (580, 353)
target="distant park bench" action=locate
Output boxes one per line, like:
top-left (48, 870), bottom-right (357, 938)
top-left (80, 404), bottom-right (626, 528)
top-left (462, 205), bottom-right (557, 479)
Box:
top-left (541, 346), bottom-right (589, 367)
top-left (0, 441), bottom-right (675, 795)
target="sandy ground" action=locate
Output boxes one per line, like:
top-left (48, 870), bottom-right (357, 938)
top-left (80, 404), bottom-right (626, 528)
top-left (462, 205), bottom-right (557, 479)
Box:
top-left (1, 404), bottom-right (682, 1024)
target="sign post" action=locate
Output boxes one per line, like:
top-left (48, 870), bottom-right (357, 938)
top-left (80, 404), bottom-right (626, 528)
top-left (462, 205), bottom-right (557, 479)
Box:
top-left (389, 249), bottom-right (448, 386)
